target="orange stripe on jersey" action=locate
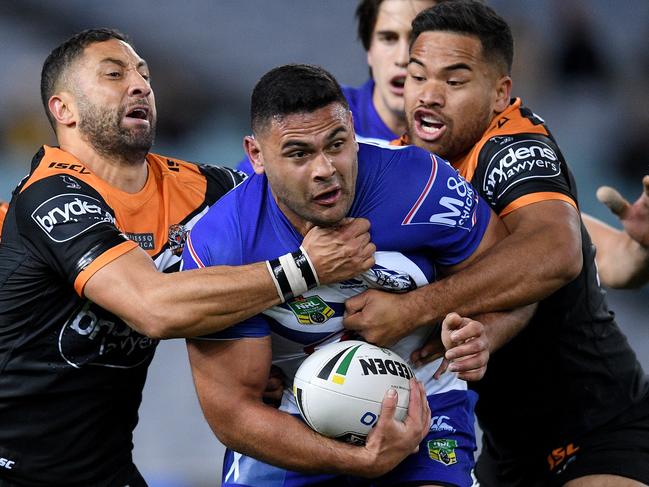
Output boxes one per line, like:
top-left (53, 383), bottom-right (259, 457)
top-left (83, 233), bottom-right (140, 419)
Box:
top-left (21, 146), bottom-right (98, 194)
top-left (499, 192), bottom-right (577, 218)
top-left (73, 240), bottom-right (139, 297)
top-left (23, 147), bottom-right (211, 259)
top-left (185, 234), bottom-right (205, 268)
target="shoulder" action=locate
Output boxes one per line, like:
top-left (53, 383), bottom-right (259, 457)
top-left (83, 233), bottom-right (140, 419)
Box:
top-left (182, 175), bottom-right (266, 269)
top-left (190, 174), bottom-right (263, 242)
top-left (148, 153), bottom-right (245, 186)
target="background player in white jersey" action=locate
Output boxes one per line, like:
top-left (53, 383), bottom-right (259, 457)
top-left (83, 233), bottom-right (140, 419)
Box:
top-left (182, 63), bottom-right (514, 486)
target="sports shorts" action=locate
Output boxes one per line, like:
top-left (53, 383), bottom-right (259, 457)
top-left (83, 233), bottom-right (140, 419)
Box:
top-left (474, 394), bottom-right (649, 487)
top-left (222, 389), bottom-right (477, 487)
top-left (0, 463), bottom-right (148, 487)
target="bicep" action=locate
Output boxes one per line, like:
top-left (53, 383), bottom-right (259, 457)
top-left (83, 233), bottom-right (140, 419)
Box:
top-left (441, 209), bottom-right (508, 274)
top-left (83, 245), bottom-right (161, 321)
top-left (502, 199), bottom-right (581, 236)
top-left (186, 336), bottom-right (272, 431)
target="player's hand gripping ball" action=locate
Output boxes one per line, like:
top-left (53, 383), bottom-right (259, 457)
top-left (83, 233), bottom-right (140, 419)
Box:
top-left (293, 340), bottom-right (412, 444)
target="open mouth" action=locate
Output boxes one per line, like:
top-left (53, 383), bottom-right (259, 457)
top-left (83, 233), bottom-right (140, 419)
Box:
top-left (389, 75), bottom-right (406, 95)
top-left (125, 106), bottom-right (149, 121)
top-left (313, 187), bottom-right (341, 205)
top-left (414, 110), bottom-right (446, 141)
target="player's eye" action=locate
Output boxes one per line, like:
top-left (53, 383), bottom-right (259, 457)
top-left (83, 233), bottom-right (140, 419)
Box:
top-left (447, 79), bottom-right (467, 87)
top-left (106, 71), bottom-right (122, 78)
top-left (377, 32), bottom-right (398, 44)
top-left (329, 140), bottom-right (345, 151)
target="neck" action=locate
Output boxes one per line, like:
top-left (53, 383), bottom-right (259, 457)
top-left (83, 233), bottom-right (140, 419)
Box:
top-left (372, 93), bottom-right (406, 136)
top-left (59, 137), bottom-right (148, 193)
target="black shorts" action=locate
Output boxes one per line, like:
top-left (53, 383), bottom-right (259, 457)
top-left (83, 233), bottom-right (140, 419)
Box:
top-left (475, 396), bottom-right (649, 487)
top-left (0, 464), bottom-right (148, 487)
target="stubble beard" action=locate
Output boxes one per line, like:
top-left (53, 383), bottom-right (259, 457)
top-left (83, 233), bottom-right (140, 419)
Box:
top-left (77, 96), bottom-right (155, 165)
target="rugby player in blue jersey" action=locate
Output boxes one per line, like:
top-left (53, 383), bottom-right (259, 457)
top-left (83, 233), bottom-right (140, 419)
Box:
top-left (182, 63), bottom-right (514, 486)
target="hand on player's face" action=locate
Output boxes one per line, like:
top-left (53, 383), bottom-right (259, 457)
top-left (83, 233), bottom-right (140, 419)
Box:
top-left (302, 217), bottom-right (375, 285)
top-left (259, 104), bottom-right (358, 233)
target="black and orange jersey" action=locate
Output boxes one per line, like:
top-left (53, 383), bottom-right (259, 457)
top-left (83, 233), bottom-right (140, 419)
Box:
top-left (0, 145), bottom-right (243, 485)
top-left (397, 98), bottom-right (649, 454)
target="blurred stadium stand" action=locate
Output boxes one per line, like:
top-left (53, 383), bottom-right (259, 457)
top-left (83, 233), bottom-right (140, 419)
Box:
top-left (0, 1), bottom-right (647, 485)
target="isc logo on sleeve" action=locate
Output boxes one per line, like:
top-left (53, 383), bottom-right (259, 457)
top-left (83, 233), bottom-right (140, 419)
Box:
top-left (31, 193), bottom-right (115, 243)
top-left (0, 457), bottom-right (15, 469)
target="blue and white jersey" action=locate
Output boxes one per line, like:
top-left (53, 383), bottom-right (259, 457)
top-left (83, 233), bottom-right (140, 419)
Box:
top-left (342, 79), bottom-right (398, 144)
top-left (184, 141), bottom-right (491, 414)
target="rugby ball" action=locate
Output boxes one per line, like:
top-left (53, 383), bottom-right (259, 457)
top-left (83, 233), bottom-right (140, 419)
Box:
top-left (293, 340), bottom-right (412, 444)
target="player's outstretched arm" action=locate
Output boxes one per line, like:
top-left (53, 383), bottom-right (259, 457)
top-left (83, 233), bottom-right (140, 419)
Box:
top-left (186, 337), bottom-right (429, 478)
top-left (344, 201), bottom-right (581, 346)
top-left (84, 218), bottom-right (375, 339)
top-left (582, 176), bottom-right (649, 288)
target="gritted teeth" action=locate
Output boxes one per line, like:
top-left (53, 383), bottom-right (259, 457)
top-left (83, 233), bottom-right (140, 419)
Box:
top-left (416, 111), bottom-right (443, 129)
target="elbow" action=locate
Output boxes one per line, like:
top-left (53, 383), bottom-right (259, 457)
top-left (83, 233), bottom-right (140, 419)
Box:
top-left (126, 296), bottom-right (180, 340)
top-left (554, 241), bottom-right (583, 285)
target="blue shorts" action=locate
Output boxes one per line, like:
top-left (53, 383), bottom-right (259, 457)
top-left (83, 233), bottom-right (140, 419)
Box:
top-left (221, 389), bottom-right (477, 487)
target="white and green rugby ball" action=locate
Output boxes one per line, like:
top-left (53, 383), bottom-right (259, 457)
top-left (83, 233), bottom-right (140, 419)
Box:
top-left (293, 340), bottom-right (412, 444)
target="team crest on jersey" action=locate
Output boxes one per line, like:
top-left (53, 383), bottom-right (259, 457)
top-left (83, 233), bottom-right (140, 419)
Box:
top-left (288, 295), bottom-right (335, 325)
top-left (168, 223), bottom-right (188, 255)
top-left (427, 439), bottom-right (458, 466)
top-left (361, 265), bottom-right (416, 293)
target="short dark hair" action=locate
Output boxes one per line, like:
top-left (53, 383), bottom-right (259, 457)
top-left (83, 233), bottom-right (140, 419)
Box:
top-left (41, 28), bottom-right (131, 129)
top-left (411, 0), bottom-right (513, 74)
top-left (250, 64), bottom-right (349, 135)
top-left (355, 0), bottom-right (382, 51)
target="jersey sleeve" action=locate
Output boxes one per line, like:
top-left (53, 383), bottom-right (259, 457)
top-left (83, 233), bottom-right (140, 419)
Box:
top-left (197, 163), bottom-right (247, 201)
top-left (180, 193), bottom-right (270, 339)
top-left (359, 144), bottom-right (491, 267)
top-left (474, 133), bottom-right (578, 216)
top-left (14, 174), bottom-right (137, 296)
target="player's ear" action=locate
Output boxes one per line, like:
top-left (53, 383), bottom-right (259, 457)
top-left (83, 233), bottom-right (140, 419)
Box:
top-left (244, 135), bottom-right (265, 175)
top-left (348, 110), bottom-right (359, 152)
top-left (48, 92), bottom-right (77, 128)
top-left (493, 75), bottom-right (512, 114)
